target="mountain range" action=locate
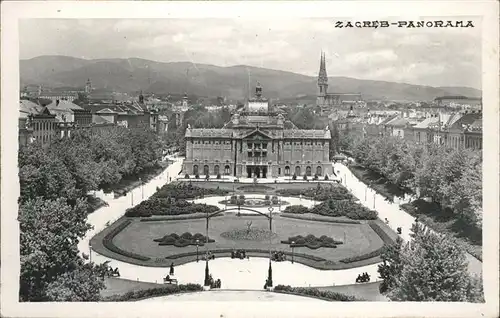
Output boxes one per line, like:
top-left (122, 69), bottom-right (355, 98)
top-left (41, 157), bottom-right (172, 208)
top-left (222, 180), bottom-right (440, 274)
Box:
top-left (20, 55), bottom-right (482, 102)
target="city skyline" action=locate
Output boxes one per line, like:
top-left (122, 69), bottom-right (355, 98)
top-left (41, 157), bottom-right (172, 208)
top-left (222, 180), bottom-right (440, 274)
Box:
top-left (19, 18), bottom-right (482, 90)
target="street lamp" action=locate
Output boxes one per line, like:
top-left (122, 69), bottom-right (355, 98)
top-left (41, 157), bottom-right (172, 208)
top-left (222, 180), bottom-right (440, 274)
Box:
top-left (131, 191), bottom-right (134, 207)
top-left (291, 241), bottom-right (295, 264)
top-left (267, 206), bottom-right (274, 288)
top-left (196, 239), bottom-right (200, 262)
top-left (89, 242), bottom-right (92, 263)
top-left (140, 177), bottom-right (144, 200)
top-left (204, 209), bottom-right (210, 287)
top-left (373, 192), bottom-right (376, 209)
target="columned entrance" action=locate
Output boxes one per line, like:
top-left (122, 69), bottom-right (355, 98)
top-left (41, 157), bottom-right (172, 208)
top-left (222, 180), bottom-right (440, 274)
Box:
top-left (246, 165), bottom-right (268, 178)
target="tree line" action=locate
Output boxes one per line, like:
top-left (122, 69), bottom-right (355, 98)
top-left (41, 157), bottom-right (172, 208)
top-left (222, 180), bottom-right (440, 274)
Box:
top-left (18, 126), bottom-right (163, 301)
top-left (339, 134), bottom-right (482, 230)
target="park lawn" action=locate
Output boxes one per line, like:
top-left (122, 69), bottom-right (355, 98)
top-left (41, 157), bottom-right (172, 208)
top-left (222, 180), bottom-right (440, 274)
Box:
top-left (113, 215), bottom-right (384, 264)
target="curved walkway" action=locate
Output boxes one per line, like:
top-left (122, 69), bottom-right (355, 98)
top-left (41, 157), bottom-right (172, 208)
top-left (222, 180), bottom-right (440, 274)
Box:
top-left (139, 290), bottom-right (326, 302)
top-left (333, 162), bottom-right (482, 276)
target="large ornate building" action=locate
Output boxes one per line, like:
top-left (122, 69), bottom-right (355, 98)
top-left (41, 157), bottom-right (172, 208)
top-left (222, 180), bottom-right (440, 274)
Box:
top-left (316, 52), bottom-right (363, 113)
top-left (184, 83), bottom-right (332, 178)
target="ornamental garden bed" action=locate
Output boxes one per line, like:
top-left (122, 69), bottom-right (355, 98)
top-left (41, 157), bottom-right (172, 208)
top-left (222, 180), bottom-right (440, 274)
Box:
top-left (220, 228), bottom-right (278, 241)
top-left (102, 219), bottom-right (151, 261)
top-left (153, 232), bottom-right (215, 247)
top-left (220, 195), bottom-right (289, 208)
top-left (281, 235), bottom-right (343, 249)
top-left (276, 184), bottom-right (353, 201)
top-left (279, 213), bottom-right (361, 225)
top-left (282, 199), bottom-right (377, 220)
top-left (125, 198), bottom-right (219, 217)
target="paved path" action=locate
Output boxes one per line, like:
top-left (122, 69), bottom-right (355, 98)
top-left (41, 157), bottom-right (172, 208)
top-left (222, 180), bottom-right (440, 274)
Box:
top-left (333, 162), bottom-right (482, 277)
top-left (139, 290), bottom-right (326, 302)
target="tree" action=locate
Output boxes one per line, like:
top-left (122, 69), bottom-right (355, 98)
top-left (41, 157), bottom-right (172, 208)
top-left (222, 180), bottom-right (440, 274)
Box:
top-left (19, 197), bottom-right (95, 301)
top-left (378, 237), bottom-right (404, 293)
top-left (45, 264), bottom-right (105, 302)
top-left (386, 223), bottom-right (483, 302)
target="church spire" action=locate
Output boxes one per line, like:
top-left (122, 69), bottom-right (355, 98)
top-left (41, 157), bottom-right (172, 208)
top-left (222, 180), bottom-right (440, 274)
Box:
top-left (318, 52), bottom-right (328, 84)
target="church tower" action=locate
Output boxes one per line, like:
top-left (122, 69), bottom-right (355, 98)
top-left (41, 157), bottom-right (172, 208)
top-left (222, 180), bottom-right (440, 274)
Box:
top-left (317, 52), bottom-right (328, 97)
top-left (85, 78), bottom-right (92, 94)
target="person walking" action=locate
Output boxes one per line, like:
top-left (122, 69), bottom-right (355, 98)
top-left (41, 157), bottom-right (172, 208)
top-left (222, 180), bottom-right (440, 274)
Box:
top-left (169, 262), bottom-right (175, 276)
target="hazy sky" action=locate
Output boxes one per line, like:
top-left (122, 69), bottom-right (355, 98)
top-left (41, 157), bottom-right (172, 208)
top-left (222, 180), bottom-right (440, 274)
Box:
top-left (19, 18), bottom-right (482, 89)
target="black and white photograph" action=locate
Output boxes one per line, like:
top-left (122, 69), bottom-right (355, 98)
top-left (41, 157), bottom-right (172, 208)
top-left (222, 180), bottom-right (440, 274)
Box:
top-left (1, 1), bottom-right (499, 317)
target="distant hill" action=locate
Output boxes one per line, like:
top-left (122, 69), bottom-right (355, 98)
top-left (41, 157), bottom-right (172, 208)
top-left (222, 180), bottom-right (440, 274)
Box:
top-left (20, 55), bottom-right (482, 102)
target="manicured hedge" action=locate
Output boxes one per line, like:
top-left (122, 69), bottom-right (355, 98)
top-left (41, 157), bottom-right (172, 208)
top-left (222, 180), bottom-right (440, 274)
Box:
top-left (273, 285), bottom-right (358, 301)
top-left (103, 220), bottom-right (151, 261)
top-left (153, 232), bottom-right (215, 247)
top-left (154, 183), bottom-right (228, 200)
top-left (339, 246), bottom-right (385, 264)
top-left (125, 198), bottom-right (219, 217)
top-left (276, 185), bottom-right (353, 201)
top-left (282, 205), bottom-right (309, 214)
top-left (368, 221), bottom-right (395, 245)
top-left (310, 199), bottom-right (378, 220)
top-left (102, 284), bottom-right (203, 301)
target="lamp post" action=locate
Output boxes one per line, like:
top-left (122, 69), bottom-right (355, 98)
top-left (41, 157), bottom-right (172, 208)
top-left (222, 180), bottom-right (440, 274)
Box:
top-left (140, 177), bottom-right (144, 200)
top-left (365, 184), bottom-right (367, 202)
top-left (131, 191), bottom-right (134, 207)
top-left (204, 210), bottom-right (210, 287)
top-left (267, 206), bottom-right (274, 288)
top-left (196, 239), bottom-right (200, 262)
top-left (291, 241), bottom-right (295, 264)
top-left (373, 192), bottom-right (376, 209)
top-left (89, 242), bottom-right (92, 263)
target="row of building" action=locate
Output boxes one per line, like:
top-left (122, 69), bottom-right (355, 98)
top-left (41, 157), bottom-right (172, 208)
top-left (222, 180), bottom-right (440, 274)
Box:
top-left (336, 107), bottom-right (482, 150)
top-left (18, 95), bottom-right (168, 146)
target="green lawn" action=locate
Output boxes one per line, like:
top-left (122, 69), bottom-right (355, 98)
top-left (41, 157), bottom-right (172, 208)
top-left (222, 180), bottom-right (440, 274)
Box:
top-left (315, 282), bottom-right (387, 301)
top-left (112, 215), bottom-right (384, 266)
top-left (100, 277), bottom-right (161, 298)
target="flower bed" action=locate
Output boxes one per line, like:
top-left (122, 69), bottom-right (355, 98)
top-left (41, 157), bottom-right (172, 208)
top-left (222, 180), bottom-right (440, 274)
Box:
top-left (220, 198), bottom-right (289, 208)
top-left (153, 232), bottom-right (215, 247)
top-left (281, 235), bottom-right (343, 249)
top-left (220, 228), bottom-right (277, 241)
top-left (154, 183), bottom-right (229, 200)
top-left (103, 220), bottom-right (151, 261)
top-left (273, 285), bottom-right (358, 301)
top-left (102, 284), bottom-right (204, 301)
top-left (339, 246), bottom-right (385, 264)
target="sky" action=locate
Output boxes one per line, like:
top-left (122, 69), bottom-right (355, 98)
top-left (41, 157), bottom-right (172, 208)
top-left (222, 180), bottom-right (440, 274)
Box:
top-left (19, 18), bottom-right (482, 89)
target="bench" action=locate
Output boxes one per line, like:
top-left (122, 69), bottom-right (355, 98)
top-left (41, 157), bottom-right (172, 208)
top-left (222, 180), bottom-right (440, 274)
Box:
top-left (163, 277), bottom-right (178, 285)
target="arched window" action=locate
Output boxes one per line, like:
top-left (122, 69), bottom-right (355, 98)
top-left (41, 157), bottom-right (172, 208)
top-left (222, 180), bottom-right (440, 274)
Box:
top-left (306, 166), bottom-right (312, 176)
top-left (295, 166), bottom-right (301, 176)
top-left (316, 166), bottom-right (322, 176)
top-left (193, 165), bottom-right (199, 175)
top-left (284, 166), bottom-right (290, 176)
top-left (204, 165), bottom-right (209, 175)
top-left (224, 165), bottom-right (230, 175)
top-left (214, 165), bottom-right (220, 175)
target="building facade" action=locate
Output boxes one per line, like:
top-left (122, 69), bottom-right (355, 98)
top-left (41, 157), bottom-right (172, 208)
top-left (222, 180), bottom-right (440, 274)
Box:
top-left (184, 84), bottom-right (332, 178)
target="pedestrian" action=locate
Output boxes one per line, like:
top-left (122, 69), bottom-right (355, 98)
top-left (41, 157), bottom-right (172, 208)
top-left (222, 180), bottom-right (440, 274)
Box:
top-left (169, 262), bottom-right (175, 276)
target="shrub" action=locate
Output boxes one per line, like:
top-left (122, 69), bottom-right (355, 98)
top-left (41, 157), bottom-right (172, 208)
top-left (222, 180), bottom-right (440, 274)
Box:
top-left (195, 174), bottom-right (200, 179)
top-left (283, 205), bottom-right (309, 214)
top-left (217, 173), bottom-right (221, 179)
top-left (102, 284), bottom-right (204, 301)
top-left (102, 220), bottom-right (151, 261)
top-left (265, 194), bottom-right (270, 200)
top-left (271, 195), bottom-right (279, 204)
top-left (230, 195), bottom-right (237, 204)
top-left (324, 175), bottom-right (329, 180)
top-left (239, 194), bottom-right (245, 200)
top-left (283, 234), bottom-right (342, 249)
top-left (273, 285), bottom-right (358, 301)
top-left (155, 232), bottom-right (214, 247)
top-left (313, 175), bottom-right (319, 180)
top-left (303, 175), bottom-right (308, 181)
top-left (184, 174), bottom-right (190, 179)
top-left (292, 174), bottom-right (297, 180)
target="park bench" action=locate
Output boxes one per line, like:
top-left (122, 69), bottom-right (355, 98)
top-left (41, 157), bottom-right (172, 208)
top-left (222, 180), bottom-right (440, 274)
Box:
top-left (163, 277), bottom-right (178, 285)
